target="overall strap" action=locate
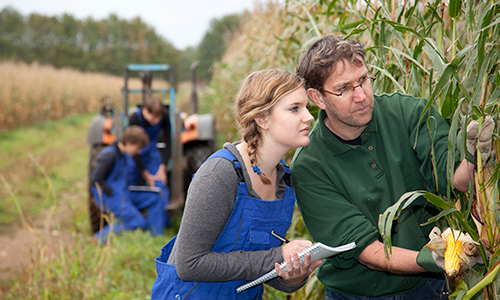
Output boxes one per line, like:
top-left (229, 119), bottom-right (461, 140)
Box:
top-left (279, 159), bottom-right (292, 187)
top-left (206, 149), bottom-right (292, 186)
top-left (134, 107), bottom-right (143, 122)
top-left (205, 149), bottom-right (245, 182)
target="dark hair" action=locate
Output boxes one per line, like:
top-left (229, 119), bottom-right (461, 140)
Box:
top-left (296, 35), bottom-right (366, 95)
top-left (121, 125), bottom-right (149, 148)
top-left (144, 97), bottom-right (164, 118)
top-left (235, 69), bottom-right (305, 185)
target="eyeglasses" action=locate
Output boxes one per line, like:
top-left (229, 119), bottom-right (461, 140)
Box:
top-left (322, 70), bottom-right (376, 98)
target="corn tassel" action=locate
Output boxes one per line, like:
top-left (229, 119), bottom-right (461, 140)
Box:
top-left (444, 233), bottom-right (463, 277)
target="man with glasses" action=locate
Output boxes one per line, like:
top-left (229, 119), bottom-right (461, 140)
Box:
top-left (291, 35), bottom-right (474, 299)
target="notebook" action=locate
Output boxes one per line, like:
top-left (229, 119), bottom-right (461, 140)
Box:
top-left (236, 241), bottom-right (356, 293)
top-left (127, 185), bottom-right (162, 193)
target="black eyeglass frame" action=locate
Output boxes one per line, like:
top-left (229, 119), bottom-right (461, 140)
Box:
top-left (322, 70), bottom-right (376, 97)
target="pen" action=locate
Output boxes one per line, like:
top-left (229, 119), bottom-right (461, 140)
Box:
top-left (271, 231), bottom-right (290, 244)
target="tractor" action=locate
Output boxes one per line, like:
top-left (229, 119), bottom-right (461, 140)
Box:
top-left (86, 63), bottom-right (216, 234)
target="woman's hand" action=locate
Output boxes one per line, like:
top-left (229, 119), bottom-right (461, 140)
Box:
top-left (276, 240), bottom-right (323, 285)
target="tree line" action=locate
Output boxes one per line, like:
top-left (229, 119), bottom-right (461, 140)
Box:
top-left (0, 6), bottom-right (242, 83)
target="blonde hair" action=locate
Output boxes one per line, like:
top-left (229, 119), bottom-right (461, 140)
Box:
top-left (235, 69), bottom-right (305, 184)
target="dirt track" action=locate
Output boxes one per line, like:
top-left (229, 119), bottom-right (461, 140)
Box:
top-left (0, 133), bottom-right (89, 290)
top-left (0, 184), bottom-right (83, 286)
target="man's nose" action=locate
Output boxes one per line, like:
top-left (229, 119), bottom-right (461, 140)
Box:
top-left (352, 85), bottom-right (367, 102)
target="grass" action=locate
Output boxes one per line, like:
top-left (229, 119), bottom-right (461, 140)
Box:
top-left (3, 230), bottom-right (174, 300)
top-left (0, 112), bottom-right (177, 299)
top-left (0, 113), bottom-right (95, 228)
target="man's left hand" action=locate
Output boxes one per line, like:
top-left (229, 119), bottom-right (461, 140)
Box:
top-left (467, 117), bottom-right (495, 167)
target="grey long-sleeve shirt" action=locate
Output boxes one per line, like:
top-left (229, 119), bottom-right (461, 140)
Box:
top-left (167, 142), bottom-right (305, 293)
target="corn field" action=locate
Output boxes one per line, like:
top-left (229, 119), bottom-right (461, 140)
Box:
top-left (1, 0), bottom-right (499, 297)
top-left (0, 61), bottom-right (167, 130)
top-left (207, 0), bottom-right (500, 298)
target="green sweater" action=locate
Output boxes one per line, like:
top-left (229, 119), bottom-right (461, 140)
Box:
top-left (291, 93), bottom-right (460, 296)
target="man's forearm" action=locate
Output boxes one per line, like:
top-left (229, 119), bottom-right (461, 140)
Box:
top-left (358, 240), bottom-right (426, 274)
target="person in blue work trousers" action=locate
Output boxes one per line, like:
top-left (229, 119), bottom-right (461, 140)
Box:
top-left (90, 125), bottom-right (168, 242)
top-left (150, 69), bottom-right (323, 299)
top-left (127, 96), bottom-right (171, 227)
top-left (291, 35), bottom-right (482, 299)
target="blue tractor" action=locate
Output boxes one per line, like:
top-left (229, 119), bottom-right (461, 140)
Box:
top-left (86, 63), bottom-right (216, 234)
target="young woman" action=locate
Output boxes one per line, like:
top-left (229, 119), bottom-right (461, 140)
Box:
top-left (151, 70), bottom-right (320, 299)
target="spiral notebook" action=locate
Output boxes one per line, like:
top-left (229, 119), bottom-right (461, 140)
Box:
top-left (236, 241), bottom-right (356, 293)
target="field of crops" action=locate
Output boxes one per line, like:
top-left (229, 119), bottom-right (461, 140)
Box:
top-left (0, 61), bottom-right (172, 130)
top-left (2, 0), bottom-right (500, 297)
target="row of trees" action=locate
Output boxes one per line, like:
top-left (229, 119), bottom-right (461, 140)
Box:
top-left (0, 6), bottom-right (242, 83)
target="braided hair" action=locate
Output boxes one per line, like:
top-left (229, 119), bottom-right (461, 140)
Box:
top-left (234, 69), bottom-right (305, 184)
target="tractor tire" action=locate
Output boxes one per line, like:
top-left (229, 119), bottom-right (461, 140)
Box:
top-left (88, 144), bottom-right (108, 234)
top-left (183, 142), bottom-right (214, 193)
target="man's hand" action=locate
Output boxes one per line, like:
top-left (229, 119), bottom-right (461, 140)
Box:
top-left (467, 117), bottom-right (495, 167)
top-left (423, 227), bottom-right (482, 277)
top-left (142, 170), bottom-right (156, 187)
top-left (154, 164), bottom-right (168, 184)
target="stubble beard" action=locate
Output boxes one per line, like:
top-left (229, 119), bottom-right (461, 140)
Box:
top-left (328, 105), bottom-right (373, 130)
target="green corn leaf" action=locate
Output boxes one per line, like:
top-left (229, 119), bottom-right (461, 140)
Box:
top-left (462, 260), bottom-right (500, 300)
top-left (447, 98), bottom-right (463, 196)
top-left (449, 0), bottom-right (462, 19)
top-left (421, 208), bottom-right (457, 225)
top-left (421, 192), bottom-right (454, 210)
top-left (423, 39), bottom-right (447, 76)
top-left (449, 279), bottom-right (468, 298)
top-left (379, 191), bottom-right (424, 258)
top-left (382, 46), bottom-right (429, 74)
top-left (417, 63), bottom-right (457, 128)
top-left (369, 64), bottom-right (406, 94)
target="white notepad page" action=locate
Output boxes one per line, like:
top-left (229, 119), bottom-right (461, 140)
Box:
top-left (237, 241), bottom-right (356, 293)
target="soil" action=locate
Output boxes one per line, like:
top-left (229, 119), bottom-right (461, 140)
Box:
top-left (0, 182), bottom-right (85, 288)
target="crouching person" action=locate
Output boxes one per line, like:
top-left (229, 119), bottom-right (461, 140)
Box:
top-left (90, 125), bottom-right (167, 242)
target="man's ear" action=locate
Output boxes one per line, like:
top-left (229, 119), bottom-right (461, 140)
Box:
top-left (255, 115), bottom-right (269, 130)
top-left (307, 88), bottom-right (326, 110)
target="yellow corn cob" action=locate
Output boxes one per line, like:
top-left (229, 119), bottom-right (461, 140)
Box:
top-left (444, 233), bottom-right (462, 277)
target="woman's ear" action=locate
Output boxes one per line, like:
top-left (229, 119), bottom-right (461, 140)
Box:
top-left (307, 88), bottom-right (326, 110)
top-left (255, 115), bottom-right (269, 130)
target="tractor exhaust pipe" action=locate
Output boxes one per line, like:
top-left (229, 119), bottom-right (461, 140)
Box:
top-left (190, 61), bottom-right (200, 114)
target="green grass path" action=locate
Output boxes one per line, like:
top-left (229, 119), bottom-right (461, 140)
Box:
top-left (0, 113), bottom-right (174, 299)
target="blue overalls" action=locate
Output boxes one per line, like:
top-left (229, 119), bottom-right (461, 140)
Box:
top-left (151, 149), bottom-right (296, 300)
top-left (127, 108), bottom-right (170, 226)
top-left (91, 145), bottom-right (166, 240)
top-left (128, 108), bottom-right (164, 184)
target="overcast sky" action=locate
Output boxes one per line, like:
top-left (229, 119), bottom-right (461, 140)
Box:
top-left (0, 0), bottom-right (259, 49)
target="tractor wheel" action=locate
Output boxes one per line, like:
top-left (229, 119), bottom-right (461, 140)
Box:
top-left (183, 142), bottom-right (214, 193)
top-left (88, 144), bottom-right (108, 234)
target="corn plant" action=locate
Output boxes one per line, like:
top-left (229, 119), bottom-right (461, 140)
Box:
top-left (279, 0), bottom-right (500, 298)
top-left (361, 0), bottom-right (500, 298)
top-left (204, 0), bottom-right (500, 297)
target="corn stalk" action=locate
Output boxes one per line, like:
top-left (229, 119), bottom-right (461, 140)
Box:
top-left (375, 0), bottom-right (500, 297)
top-left (207, 0), bottom-right (500, 297)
